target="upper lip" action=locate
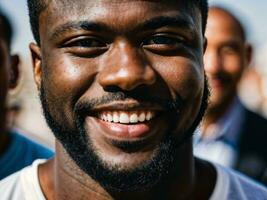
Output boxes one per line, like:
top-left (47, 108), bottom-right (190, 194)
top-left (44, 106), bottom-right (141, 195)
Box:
top-left (89, 101), bottom-right (165, 114)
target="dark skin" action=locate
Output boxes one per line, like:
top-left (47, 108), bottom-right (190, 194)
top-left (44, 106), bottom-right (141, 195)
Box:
top-left (0, 32), bottom-right (19, 155)
top-left (30, 0), bottom-right (216, 199)
top-left (202, 8), bottom-right (252, 134)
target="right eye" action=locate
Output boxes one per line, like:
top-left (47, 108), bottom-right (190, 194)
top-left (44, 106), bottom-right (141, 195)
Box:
top-left (64, 37), bottom-right (107, 48)
top-left (221, 43), bottom-right (241, 55)
top-left (62, 37), bottom-right (108, 57)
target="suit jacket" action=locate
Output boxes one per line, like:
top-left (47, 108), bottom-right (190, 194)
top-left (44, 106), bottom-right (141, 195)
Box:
top-left (234, 108), bottom-right (267, 185)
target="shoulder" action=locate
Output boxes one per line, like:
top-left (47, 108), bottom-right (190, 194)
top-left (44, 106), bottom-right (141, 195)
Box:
top-left (242, 107), bottom-right (267, 130)
top-left (236, 106), bottom-right (267, 185)
top-left (0, 169), bottom-right (24, 199)
top-left (238, 106), bottom-right (267, 154)
top-left (0, 159), bottom-right (47, 200)
top-left (211, 163), bottom-right (267, 200)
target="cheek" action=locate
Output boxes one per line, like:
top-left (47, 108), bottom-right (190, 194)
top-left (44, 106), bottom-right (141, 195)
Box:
top-left (155, 57), bottom-right (204, 99)
top-left (42, 55), bottom-right (98, 122)
top-left (154, 57), bottom-right (204, 131)
top-left (223, 54), bottom-right (244, 78)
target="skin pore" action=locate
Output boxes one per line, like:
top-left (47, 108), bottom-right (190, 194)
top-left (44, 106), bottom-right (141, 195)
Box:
top-left (202, 7), bottom-right (252, 134)
top-left (30, 0), bottom-right (215, 199)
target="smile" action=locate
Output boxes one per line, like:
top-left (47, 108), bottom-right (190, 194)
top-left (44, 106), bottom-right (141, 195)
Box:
top-left (85, 108), bottom-right (164, 139)
top-left (97, 111), bottom-right (156, 124)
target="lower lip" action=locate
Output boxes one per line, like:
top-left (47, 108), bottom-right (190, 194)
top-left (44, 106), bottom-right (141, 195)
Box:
top-left (86, 117), bottom-right (153, 139)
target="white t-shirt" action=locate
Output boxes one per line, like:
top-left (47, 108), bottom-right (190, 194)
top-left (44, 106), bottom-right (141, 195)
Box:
top-left (0, 159), bottom-right (266, 200)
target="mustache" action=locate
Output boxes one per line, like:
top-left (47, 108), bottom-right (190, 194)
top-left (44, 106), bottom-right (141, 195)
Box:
top-left (209, 72), bottom-right (231, 81)
top-left (74, 92), bottom-right (184, 116)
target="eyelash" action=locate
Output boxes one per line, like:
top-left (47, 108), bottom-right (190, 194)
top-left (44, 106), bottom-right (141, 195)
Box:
top-left (142, 34), bottom-right (186, 46)
top-left (63, 37), bottom-right (107, 48)
top-left (61, 34), bottom-right (188, 57)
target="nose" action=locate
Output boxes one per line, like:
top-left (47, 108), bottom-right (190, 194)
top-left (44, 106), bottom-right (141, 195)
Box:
top-left (204, 49), bottom-right (223, 75)
top-left (98, 41), bottom-right (156, 91)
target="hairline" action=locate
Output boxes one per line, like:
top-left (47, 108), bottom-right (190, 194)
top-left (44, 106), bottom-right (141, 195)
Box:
top-left (28, 0), bottom-right (208, 45)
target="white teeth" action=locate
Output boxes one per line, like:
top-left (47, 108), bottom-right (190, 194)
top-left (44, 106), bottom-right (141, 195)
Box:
top-left (138, 112), bottom-right (146, 122)
top-left (104, 115), bottom-right (108, 121)
top-left (119, 113), bottom-right (130, 124)
top-left (99, 111), bottom-right (156, 124)
top-left (130, 113), bottom-right (138, 123)
top-left (107, 113), bottom-right (113, 122)
top-left (113, 112), bottom-right (119, 123)
top-left (146, 111), bottom-right (152, 120)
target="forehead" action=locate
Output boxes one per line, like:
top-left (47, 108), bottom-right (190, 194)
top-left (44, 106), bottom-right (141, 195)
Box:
top-left (206, 9), bottom-right (243, 39)
top-left (46, 0), bottom-right (192, 12)
top-left (39, 0), bottom-right (201, 38)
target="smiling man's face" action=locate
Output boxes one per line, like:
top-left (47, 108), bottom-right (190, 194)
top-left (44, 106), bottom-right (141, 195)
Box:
top-left (31, 0), bottom-right (207, 191)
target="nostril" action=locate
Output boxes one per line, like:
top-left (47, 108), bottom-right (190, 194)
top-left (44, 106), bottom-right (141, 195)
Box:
top-left (103, 85), bottom-right (123, 93)
top-left (100, 70), bottom-right (156, 91)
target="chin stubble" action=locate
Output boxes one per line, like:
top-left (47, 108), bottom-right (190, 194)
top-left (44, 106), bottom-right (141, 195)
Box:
top-left (39, 80), bottom-right (209, 192)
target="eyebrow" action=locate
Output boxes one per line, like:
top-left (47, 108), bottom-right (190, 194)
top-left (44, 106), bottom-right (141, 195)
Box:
top-left (51, 15), bottom-right (196, 40)
top-left (51, 21), bottom-right (112, 40)
top-left (137, 15), bottom-right (195, 33)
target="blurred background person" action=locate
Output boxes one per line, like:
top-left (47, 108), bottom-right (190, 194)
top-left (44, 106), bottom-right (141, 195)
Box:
top-left (0, 9), bottom-right (53, 180)
top-left (241, 44), bottom-right (267, 118)
top-left (194, 6), bottom-right (267, 185)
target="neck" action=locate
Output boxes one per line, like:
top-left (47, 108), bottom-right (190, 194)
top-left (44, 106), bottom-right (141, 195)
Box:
top-left (39, 141), bottom-right (215, 200)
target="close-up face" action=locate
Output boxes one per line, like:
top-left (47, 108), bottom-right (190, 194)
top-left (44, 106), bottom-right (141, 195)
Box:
top-left (0, 37), bottom-right (10, 131)
top-left (204, 8), bottom-right (250, 109)
top-left (32, 0), bottom-right (206, 190)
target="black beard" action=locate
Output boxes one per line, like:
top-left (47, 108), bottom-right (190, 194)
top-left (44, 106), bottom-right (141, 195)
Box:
top-left (40, 82), bottom-right (209, 192)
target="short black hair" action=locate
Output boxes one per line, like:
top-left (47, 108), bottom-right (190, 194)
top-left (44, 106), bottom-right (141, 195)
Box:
top-left (27, 0), bottom-right (208, 45)
top-left (0, 9), bottom-right (13, 49)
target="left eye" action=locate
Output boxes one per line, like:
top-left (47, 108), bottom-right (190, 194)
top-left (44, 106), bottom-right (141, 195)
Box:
top-left (142, 35), bottom-right (183, 46)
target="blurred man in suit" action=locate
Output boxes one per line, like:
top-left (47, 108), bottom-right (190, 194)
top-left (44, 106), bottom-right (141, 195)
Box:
top-left (194, 6), bottom-right (267, 185)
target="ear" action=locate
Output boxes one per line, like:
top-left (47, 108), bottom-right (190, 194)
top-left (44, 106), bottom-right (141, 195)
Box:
top-left (9, 54), bottom-right (20, 89)
top-left (29, 42), bottom-right (42, 91)
top-left (245, 43), bottom-right (253, 66)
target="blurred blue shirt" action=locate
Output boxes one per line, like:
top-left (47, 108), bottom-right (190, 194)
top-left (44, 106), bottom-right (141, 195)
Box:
top-left (0, 130), bottom-right (53, 179)
top-left (194, 97), bottom-right (244, 167)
